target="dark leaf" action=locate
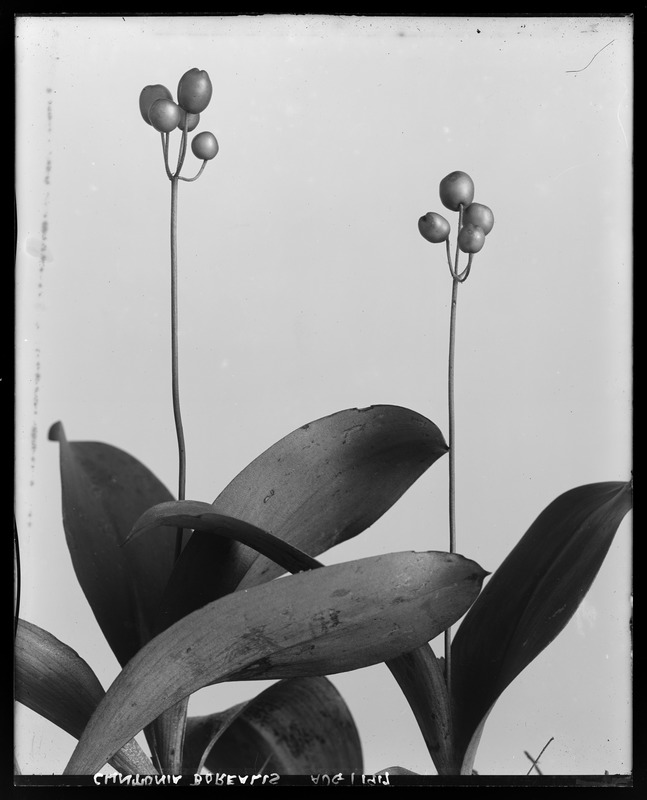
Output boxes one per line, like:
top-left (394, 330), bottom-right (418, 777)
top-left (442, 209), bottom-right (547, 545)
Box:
top-left (65, 550), bottom-right (486, 773)
top-left (128, 501), bottom-right (322, 576)
top-left (451, 481), bottom-right (633, 771)
top-left (126, 501), bottom-right (322, 633)
top-left (182, 702), bottom-right (246, 775)
top-left (185, 677), bottom-right (363, 775)
top-left (48, 423), bottom-right (177, 666)
top-left (172, 405), bottom-right (448, 615)
top-left (14, 619), bottom-right (156, 775)
top-left (386, 646), bottom-right (457, 774)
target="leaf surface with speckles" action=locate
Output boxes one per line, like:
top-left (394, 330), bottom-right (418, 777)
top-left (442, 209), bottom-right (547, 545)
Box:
top-left (65, 550), bottom-right (486, 774)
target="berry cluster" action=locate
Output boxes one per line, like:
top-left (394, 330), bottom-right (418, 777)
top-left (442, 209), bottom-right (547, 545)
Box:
top-left (139, 68), bottom-right (219, 162)
top-left (418, 171), bottom-right (493, 278)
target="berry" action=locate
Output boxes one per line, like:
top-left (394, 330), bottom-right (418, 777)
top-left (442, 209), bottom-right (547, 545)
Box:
top-left (178, 68), bottom-right (213, 114)
top-left (178, 109), bottom-right (201, 132)
top-left (439, 171), bottom-right (475, 212)
top-left (191, 131), bottom-right (219, 160)
top-left (462, 202), bottom-right (494, 235)
top-left (139, 84), bottom-right (173, 125)
top-left (458, 223), bottom-right (485, 254)
top-left (418, 212), bottom-right (451, 243)
top-left (148, 98), bottom-right (181, 132)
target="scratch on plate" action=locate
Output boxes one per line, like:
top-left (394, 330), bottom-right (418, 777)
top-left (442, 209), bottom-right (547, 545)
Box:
top-left (616, 85), bottom-right (629, 149)
top-left (566, 39), bottom-right (614, 73)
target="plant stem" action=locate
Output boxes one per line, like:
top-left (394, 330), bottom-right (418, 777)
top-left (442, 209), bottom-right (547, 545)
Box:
top-left (170, 175), bottom-right (187, 561)
top-left (448, 277), bottom-right (458, 558)
top-left (444, 203), bottom-right (464, 695)
top-left (161, 133), bottom-right (173, 180)
top-left (444, 276), bottom-right (459, 695)
top-left (179, 160), bottom-right (208, 182)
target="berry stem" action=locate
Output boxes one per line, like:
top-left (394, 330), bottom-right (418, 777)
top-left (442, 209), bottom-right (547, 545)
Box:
top-left (170, 175), bottom-right (187, 561)
top-left (161, 133), bottom-right (173, 180)
top-left (179, 160), bottom-right (208, 182)
top-left (445, 238), bottom-right (454, 277)
top-left (176, 127), bottom-right (189, 176)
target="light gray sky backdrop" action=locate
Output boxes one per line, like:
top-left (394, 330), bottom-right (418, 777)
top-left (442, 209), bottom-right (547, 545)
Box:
top-left (15, 15), bottom-right (632, 776)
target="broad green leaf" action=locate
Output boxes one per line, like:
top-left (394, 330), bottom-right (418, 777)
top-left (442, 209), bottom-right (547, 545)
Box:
top-left (65, 550), bottom-right (486, 773)
top-left (127, 501), bottom-right (322, 633)
top-left (386, 646), bottom-right (457, 775)
top-left (14, 619), bottom-right (156, 775)
top-left (451, 481), bottom-right (633, 772)
top-left (49, 422), bottom-right (177, 666)
top-left (170, 405), bottom-right (447, 617)
top-left (184, 677), bottom-right (363, 775)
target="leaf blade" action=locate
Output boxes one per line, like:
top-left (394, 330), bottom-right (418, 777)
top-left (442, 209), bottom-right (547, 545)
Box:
top-left (49, 423), bottom-right (177, 665)
top-left (451, 480), bottom-right (633, 768)
top-left (171, 405), bottom-right (448, 615)
top-left (386, 645), bottom-right (457, 775)
top-left (185, 677), bottom-right (363, 775)
top-left (65, 550), bottom-right (486, 774)
top-left (14, 619), bottom-right (156, 775)
top-left (128, 501), bottom-right (323, 637)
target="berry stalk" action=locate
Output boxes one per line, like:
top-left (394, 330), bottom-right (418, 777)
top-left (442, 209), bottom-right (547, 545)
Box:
top-left (169, 175), bottom-right (187, 562)
top-left (141, 69), bottom-right (218, 565)
top-left (418, 172), bottom-right (494, 694)
top-left (444, 201), bottom-right (464, 697)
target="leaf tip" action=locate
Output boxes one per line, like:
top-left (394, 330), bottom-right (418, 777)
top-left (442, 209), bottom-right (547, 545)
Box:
top-left (48, 421), bottom-right (65, 442)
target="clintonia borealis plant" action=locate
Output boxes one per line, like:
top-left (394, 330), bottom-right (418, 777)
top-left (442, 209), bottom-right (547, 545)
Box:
top-left (15, 68), bottom-right (632, 779)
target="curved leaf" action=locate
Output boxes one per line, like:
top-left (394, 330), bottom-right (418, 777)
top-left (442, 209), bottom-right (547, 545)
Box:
top-left (149, 697), bottom-right (189, 776)
top-left (128, 501), bottom-right (322, 575)
top-left (184, 677), bottom-right (363, 775)
top-left (14, 619), bottom-right (156, 775)
top-left (65, 550), bottom-right (486, 774)
top-left (386, 645), bottom-right (457, 775)
top-left (183, 702), bottom-right (247, 775)
top-left (127, 501), bottom-right (322, 633)
top-left (48, 422), bottom-right (177, 666)
top-left (166, 405), bottom-right (447, 623)
top-left (217, 406), bottom-right (448, 589)
top-left (451, 480), bottom-right (633, 770)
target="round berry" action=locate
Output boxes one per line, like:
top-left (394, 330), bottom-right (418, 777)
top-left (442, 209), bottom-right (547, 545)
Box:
top-left (178, 109), bottom-right (201, 132)
top-left (191, 131), bottom-right (219, 160)
top-left (418, 212), bottom-right (451, 243)
top-left (439, 171), bottom-right (475, 212)
top-left (458, 223), bottom-right (485, 254)
top-left (148, 98), bottom-right (181, 132)
top-left (462, 202), bottom-right (494, 235)
top-left (139, 84), bottom-right (173, 125)
top-left (178, 68), bottom-right (213, 114)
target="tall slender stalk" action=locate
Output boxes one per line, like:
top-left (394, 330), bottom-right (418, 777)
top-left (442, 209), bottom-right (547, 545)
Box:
top-left (448, 276), bottom-right (459, 556)
top-left (159, 123), bottom-right (213, 565)
top-left (444, 202), bottom-right (464, 695)
top-left (140, 73), bottom-right (216, 773)
top-left (169, 175), bottom-right (187, 562)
